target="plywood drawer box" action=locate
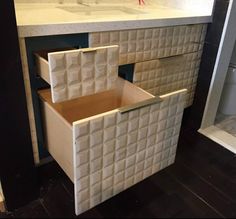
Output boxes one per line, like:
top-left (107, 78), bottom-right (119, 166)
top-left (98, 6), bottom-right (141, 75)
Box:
top-left (36, 45), bottom-right (187, 215)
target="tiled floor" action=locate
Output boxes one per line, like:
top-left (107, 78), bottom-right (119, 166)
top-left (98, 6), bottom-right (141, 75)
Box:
top-left (1, 110), bottom-right (236, 218)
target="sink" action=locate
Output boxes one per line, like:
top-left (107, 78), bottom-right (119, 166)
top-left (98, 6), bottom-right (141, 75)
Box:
top-left (57, 5), bottom-right (146, 16)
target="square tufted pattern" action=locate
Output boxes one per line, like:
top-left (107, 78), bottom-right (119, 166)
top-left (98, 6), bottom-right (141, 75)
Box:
top-left (48, 45), bottom-right (119, 103)
top-left (89, 24), bottom-right (207, 65)
top-left (73, 89), bottom-right (187, 215)
top-left (133, 51), bottom-right (203, 107)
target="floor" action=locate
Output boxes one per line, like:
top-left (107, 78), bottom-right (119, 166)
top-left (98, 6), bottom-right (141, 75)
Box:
top-left (1, 110), bottom-right (236, 218)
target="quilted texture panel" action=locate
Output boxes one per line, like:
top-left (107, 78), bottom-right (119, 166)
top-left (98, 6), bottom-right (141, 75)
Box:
top-left (48, 45), bottom-right (119, 103)
top-left (89, 24), bottom-right (207, 65)
top-left (133, 51), bottom-right (202, 107)
top-left (73, 89), bottom-right (187, 215)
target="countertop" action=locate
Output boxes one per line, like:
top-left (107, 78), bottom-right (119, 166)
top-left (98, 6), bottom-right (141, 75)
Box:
top-left (14, 2), bottom-right (212, 38)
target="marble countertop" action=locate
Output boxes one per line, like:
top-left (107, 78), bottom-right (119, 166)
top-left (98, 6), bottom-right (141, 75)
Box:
top-left (15, 2), bottom-right (212, 38)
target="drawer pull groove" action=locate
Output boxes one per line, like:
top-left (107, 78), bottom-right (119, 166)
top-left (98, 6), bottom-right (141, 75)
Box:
top-left (118, 96), bottom-right (162, 114)
top-left (80, 48), bottom-right (98, 53)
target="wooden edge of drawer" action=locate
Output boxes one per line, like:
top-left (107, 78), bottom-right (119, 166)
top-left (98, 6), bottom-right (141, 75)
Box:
top-left (35, 53), bottom-right (50, 84)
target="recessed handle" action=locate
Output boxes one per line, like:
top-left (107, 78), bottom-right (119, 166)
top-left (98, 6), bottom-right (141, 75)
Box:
top-left (80, 48), bottom-right (98, 53)
top-left (158, 54), bottom-right (184, 62)
top-left (118, 96), bottom-right (163, 114)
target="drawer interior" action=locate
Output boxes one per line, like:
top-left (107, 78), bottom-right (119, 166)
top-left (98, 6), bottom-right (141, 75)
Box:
top-left (39, 77), bottom-right (154, 125)
top-left (35, 48), bottom-right (76, 85)
top-left (35, 47), bottom-right (76, 61)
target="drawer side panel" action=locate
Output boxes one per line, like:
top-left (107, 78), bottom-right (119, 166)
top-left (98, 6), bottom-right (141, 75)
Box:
top-left (42, 101), bottom-right (74, 182)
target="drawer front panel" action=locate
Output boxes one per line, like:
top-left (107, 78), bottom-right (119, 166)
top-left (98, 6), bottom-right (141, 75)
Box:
top-left (47, 46), bottom-right (119, 103)
top-left (133, 51), bottom-right (202, 107)
top-left (89, 24), bottom-right (207, 65)
top-left (73, 89), bottom-right (187, 215)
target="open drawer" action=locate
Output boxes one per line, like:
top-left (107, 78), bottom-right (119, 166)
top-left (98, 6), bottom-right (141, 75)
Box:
top-left (39, 77), bottom-right (187, 215)
top-left (35, 45), bottom-right (119, 103)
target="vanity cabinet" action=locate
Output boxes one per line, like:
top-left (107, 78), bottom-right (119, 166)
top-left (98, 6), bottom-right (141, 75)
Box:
top-left (20, 22), bottom-right (206, 216)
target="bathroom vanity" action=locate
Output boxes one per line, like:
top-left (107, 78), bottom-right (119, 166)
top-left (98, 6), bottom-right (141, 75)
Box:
top-left (14, 0), bottom-right (214, 215)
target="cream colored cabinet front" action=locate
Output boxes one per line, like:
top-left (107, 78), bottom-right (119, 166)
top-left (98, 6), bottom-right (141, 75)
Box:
top-left (133, 51), bottom-right (202, 107)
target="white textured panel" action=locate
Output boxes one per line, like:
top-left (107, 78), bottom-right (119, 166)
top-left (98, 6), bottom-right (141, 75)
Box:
top-left (133, 51), bottom-right (203, 107)
top-left (89, 24), bottom-right (207, 65)
top-left (48, 45), bottom-right (119, 103)
top-left (73, 89), bottom-right (187, 215)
